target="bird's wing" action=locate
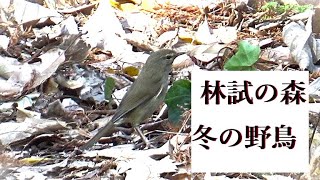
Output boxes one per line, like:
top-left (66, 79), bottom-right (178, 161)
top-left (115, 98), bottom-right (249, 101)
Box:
top-left (111, 76), bottom-right (164, 123)
top-left (81, 76), bottom-right (164, 150)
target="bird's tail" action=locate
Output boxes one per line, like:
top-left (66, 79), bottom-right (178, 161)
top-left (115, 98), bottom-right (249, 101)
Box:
top-left (80, 120), bottom-right (116, 150)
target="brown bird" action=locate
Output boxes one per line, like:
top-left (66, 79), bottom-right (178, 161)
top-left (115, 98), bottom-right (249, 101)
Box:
top-left (81, 49), bottom-right (182, 150)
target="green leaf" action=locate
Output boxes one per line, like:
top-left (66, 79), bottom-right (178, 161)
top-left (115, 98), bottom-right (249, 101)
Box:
top-left (261, 1), bottom-right (278, 11)
top-left (104, 77), bottom-right (116, 101)
top-left (223, 40), bottom-right (260, 71)
top-left (165, 79), bottom-right (191, 124)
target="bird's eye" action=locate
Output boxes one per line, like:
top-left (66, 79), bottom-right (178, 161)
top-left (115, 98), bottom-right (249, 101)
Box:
top-left (165, 54), bottom-right (173, 59)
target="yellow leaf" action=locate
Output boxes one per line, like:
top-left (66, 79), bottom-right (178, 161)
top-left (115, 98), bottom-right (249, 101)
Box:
top-left (20, 157), bottom-right (51, 165)
top-left (178, 32), bottom-right (201, 45)
top-left (119, 3), bottom-right (140, 12)
top-left (123, 66), bottom-right (139, 76)
top-left (109, 0), bottom-right (121, 9)
top-left (109, 0), bottom-right (141, 11)
top-left (105, 67), bottom-right (116, 74)
top-left (140, 0), bottom-right (159, 12)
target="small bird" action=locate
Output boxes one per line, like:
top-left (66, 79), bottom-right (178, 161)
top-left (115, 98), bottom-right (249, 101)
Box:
top-left (81, 49), bottom-right (182, 150)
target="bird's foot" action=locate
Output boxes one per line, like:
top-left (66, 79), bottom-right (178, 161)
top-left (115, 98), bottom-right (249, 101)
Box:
top-left (133, 126), bottom-right (155, 149)
top-left (133, 140), bottom-right (155, 150)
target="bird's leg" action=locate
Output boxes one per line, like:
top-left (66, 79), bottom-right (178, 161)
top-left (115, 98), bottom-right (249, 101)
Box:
top-left (133, 126), bottom-right (154, 149)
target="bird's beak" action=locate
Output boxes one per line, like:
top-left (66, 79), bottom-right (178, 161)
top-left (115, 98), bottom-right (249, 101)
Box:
top-left (175, 52), bottom-right (186, 58)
